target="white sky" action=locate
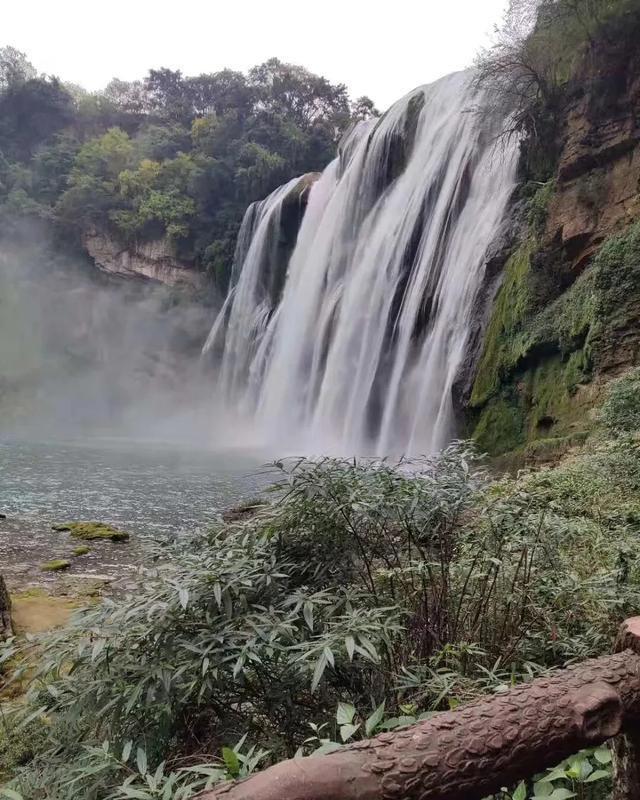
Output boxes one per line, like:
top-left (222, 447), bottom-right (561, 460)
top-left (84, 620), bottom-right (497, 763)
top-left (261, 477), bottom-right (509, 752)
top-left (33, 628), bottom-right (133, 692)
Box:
top-left (5, 0), bottom-right (509, 110)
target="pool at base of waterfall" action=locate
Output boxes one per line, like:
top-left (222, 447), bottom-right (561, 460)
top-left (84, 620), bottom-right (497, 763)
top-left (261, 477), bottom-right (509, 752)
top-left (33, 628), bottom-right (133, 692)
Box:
top-left (0, 438), bottom-right (267, 593)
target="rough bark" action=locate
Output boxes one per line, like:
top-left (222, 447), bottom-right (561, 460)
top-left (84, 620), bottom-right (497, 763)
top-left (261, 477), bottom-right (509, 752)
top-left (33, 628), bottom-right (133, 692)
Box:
top-left (0, 574), bottom-right (12, 639)
top-left (613, 618), bottom-right (640, 799)
top-left (198, 618), bottom-right (640, 800)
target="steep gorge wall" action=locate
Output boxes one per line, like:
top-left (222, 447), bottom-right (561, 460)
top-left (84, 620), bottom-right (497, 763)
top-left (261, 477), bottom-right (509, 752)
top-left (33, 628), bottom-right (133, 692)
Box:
top-left (83, 230), bottom-right (206, 290)
top-left (467, 22), bottom-right (640, 462)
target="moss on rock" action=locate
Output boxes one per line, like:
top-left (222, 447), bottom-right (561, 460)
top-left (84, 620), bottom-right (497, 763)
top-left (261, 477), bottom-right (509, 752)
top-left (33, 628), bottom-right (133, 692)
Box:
top-left (470, 242), bottom-right (534, 408)
top-left (52, 522), bottom-right (129, 541)
top-left (469, 220), bottom-right (640, 457)
top-left (72, 545), bottom-right (91, 557)
top-left (41, 559), bottom-right (71, 572)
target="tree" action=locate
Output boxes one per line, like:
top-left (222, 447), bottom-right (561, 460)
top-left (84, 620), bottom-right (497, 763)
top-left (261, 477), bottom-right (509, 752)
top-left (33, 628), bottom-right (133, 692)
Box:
top-left (144, 67), bottom-right (191, 121)
top-left (0, 47), bottom-right (373, 289)
top-left (55, 128), bottom-right (133, 230)
top-left (186, 69), bottom-right (254, 118)
top-left (133, 121), bottom-right (191, 160)
top-left (103, 77), bottom-right (148, 115)
top-left (0, 45), bottom-right (36, 92)
top-left (31, 132), bottom-right (80, 202)
top-left (71, 127), bottom-right (133, 181)
top-left (248, 58), bottom-right (351, 132)
top-left (351, 95), bottom-right (379, 121)
top-left (0, 77), bottom-right (75, 160)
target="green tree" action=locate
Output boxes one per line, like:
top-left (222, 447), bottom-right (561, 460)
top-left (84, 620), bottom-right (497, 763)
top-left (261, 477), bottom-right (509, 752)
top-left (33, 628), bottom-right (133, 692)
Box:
top-left (0, 45), bottom-right (36, 91)
top-left (0, 77), bottom-right (74, 160)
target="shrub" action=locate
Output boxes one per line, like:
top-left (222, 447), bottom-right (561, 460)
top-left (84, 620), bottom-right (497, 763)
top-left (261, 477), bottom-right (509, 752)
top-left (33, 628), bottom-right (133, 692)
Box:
top-left (600, 367), bottom-right (640, 435)
top-left (3, 437), bottom-right (640, 798)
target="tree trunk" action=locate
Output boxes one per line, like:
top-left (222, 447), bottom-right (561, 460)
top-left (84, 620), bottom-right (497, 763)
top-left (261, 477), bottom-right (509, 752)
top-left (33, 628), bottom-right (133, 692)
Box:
top-left (0, 574), bottom-right (12, 639)
top-left (198, 618), bottom-right (640, 800)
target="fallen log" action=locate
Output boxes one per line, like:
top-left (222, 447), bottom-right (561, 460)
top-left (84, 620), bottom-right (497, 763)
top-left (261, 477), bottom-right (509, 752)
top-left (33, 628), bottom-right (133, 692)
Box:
top-left (199, 617), bottom-right (640, 800)
top-left (0, 573), bottom-right (12, 639)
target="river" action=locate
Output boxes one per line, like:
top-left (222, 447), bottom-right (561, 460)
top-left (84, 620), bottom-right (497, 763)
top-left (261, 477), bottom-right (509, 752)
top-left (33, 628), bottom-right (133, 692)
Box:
top-left (0, 438), bottom-right (267, 591)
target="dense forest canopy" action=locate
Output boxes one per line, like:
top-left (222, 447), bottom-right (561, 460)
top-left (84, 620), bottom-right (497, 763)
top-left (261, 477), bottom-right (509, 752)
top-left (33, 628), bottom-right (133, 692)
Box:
top-left (0, 47), bottom-right (377, 289)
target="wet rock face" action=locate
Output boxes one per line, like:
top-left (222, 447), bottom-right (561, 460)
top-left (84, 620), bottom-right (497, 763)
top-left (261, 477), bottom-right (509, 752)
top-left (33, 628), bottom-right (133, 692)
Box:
top-left (547, 24), bottom-right (640, 274)
top-left (463, 17), bottom-right (640, 459)
top-left (265, 172), bottom-right (320, 307)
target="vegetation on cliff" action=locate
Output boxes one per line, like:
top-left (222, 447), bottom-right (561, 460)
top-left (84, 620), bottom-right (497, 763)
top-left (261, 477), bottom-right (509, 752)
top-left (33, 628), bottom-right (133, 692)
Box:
top-left (2, 368), bottom-right (640, 798)
top-left (0, 48), bottom-right (376, 289)
top-left (470, 0), bottom-right (640, 458)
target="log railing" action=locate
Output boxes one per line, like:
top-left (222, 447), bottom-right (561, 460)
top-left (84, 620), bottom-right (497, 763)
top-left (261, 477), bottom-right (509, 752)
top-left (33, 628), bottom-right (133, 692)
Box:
top-left (0, 574), bottom-right (12, 640)
top-left (198, 617), bottom-right (640, 800)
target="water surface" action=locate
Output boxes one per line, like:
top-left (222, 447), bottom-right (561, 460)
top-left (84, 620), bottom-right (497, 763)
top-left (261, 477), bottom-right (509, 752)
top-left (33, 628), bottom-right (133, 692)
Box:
top-left (0, 438), bottom-right (266, 590)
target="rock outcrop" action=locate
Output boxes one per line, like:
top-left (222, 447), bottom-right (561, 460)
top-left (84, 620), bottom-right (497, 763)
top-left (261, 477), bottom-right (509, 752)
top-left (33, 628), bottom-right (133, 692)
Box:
top-left (466, 15), bottom-right (640, 460)
top-left (546, 28), bottom-right (640, 273)
top-left (83, 231), bottom-right (206, 289)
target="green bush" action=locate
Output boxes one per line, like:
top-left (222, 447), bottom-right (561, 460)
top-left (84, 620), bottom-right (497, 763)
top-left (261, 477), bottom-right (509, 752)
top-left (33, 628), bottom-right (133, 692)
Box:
top-left (3, 435), bottom-right (640, 798)
top-left (600, 367), bottom-right (640, 435)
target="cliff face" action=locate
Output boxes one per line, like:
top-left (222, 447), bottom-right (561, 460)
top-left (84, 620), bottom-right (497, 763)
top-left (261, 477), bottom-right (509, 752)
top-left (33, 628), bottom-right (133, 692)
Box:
top-left (83, 231), bottom-right (206, 290)
top-left (549, 34), bottom-right (640, 277)
top-left (468, 22), bottom-right (640, 462)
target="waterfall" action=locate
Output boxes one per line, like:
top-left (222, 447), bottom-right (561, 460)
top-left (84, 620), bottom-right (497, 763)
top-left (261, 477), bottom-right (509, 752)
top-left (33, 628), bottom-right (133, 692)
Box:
top-left (205, 70), bottom-right (519, 455)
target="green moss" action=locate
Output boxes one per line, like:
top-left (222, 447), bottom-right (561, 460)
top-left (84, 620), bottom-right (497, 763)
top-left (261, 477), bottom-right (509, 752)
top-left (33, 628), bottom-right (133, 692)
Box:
top-left (40, 559), bottom-right (71, 572)
top-left (471, 243), bottom-right (534, 407)
top-left (72, 545), bottom-right (91, 557)
top-left (524, 432), bottom-right (589, 463)
top-left (527, 179), bottom-right (556, 233)
top-left (473, 349), bottom-right (595, 457)
top-left (52, 521), bottom-right (129, 541)
top-left (600, 367), bottom-right (640, 434)
top-left (470, 219), bottom-right (640, 455)
top-left (588, 221), bottom-right (640, 365)
top-left (473, 392), bottom-right (526, 456)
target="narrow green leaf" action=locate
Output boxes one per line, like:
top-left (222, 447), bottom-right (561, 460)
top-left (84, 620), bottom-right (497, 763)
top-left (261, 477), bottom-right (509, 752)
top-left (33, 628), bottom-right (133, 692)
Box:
top-left (136, 746), bottom-right (148, 776)
top-left (122, 740), bottom-right (133, 763)
top-left (345, 635), bottom-right (355, 661)
top-left (311, 654), bottom-right (327, 692)
top-left (365, 701), bottom-right (386, 737)
top-left (303, 602), bottom-right (314, 631)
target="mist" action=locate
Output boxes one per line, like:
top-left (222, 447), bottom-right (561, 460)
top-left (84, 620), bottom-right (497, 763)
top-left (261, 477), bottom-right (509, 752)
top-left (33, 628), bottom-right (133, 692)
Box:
top-left (0, 222), bottom-right (217, 446)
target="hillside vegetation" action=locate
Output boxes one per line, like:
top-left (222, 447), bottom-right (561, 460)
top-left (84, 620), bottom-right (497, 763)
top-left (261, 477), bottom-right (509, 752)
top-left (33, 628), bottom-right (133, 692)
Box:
top-left (469, 0), bottom-right (640, 460)
top-left (0, 48), bottom-right (376, 288)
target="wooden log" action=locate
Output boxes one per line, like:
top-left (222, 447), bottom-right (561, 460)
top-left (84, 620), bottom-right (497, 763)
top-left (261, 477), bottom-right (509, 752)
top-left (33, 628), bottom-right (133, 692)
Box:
top-left (0, 573), bottom-right (12, 639)
top-left (613, 617), bottom-right (640, 799)
top-left (198, 618), bottom-right (640, 800)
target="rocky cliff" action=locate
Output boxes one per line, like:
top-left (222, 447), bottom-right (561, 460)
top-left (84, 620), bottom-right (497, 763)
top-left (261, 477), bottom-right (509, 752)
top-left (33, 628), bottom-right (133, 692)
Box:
top-left (467, 17), bottom-right (640, 462)
top-left (83, 231), bottom-right (206, 290)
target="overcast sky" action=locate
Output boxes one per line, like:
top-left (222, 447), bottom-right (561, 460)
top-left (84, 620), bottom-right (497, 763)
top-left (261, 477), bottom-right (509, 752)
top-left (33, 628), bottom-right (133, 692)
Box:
top-left (5, 0), bottom-right (509, 110)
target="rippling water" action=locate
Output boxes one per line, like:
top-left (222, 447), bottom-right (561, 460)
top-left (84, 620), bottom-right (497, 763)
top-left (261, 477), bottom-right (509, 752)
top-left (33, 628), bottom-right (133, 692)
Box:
top-left (0, 438), bottom-right (266, 589)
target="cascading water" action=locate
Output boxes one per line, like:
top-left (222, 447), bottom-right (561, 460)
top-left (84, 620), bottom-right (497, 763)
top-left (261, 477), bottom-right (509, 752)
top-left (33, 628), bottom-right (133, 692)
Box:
top-left (205, 70), bottom-right (519, 455)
